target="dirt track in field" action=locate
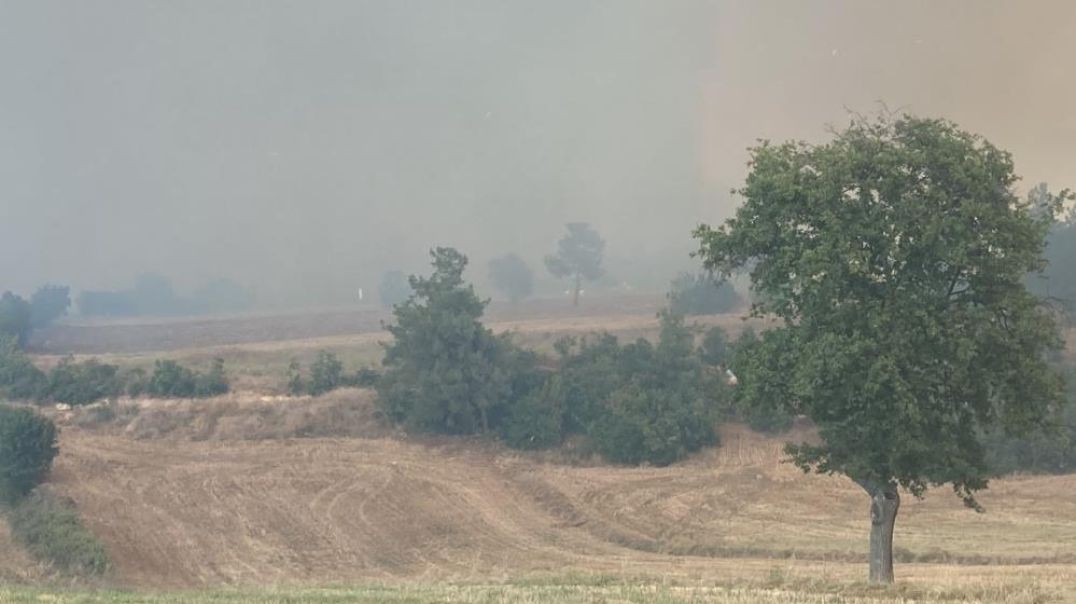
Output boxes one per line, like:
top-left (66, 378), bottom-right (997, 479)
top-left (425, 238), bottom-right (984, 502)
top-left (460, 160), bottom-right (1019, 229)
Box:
top-left (35, 396), bottom-right (1076, 589)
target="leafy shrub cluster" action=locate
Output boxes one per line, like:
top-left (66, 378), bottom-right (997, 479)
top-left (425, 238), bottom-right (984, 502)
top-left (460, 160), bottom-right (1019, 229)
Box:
top-left (378, 248), bottom-right (540, 435)
top-left (0, 405), bottom-right (58, 504)
top-left (9, 490), bottom-right (108, 576)
top-left (0, 339), bottom-right (229, 405)
top-left (982, 367), bottom-right (1076, 475)
top-left (667, 273), bottom-right (743, 316)
top-left (0, 405), bottom-right (106, 576)
top-left (377, 248), bottom-right (733, 466)
top-left (136, 358), bottom-right (229, 398)
top-left (0, 292), bottom-right (33, 348)
top-left (286, 351), bottom-right (381, 396)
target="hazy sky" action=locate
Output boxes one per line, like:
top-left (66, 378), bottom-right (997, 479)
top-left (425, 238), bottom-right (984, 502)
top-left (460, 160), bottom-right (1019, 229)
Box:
top-left (2, 1), bottom-right (1074, 306)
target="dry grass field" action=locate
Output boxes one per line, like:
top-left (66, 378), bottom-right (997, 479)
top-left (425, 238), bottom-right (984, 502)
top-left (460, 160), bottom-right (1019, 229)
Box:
top-left (3, 304), bottom-right (1074, 602)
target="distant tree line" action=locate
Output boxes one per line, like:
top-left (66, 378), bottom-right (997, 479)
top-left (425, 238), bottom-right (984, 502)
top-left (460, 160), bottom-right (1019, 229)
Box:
top-left (77, 274), bottom-right (254, 318)
top-left (0, 285), bottom-right (71, 349)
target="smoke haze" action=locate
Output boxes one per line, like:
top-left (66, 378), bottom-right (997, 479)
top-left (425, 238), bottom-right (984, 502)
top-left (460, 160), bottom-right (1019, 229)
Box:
top-left (2, 1), bottom-right (1074, 307)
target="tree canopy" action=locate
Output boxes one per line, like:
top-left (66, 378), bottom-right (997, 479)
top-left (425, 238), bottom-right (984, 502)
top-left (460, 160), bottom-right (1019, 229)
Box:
top-left (694, 113), bottom-right (1071, 582)
top-left (545, 222), bottom-right (605, 305)
top-left (488, 253), bottom-right (534, 303)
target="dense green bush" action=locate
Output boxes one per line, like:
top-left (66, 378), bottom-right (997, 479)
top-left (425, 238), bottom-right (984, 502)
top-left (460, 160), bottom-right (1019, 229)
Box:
top-left (0, 405), bottom-right (58, 504)
top-left (0, 292), bottom-right (32, 348)
top-left (42, 357), bottom-right (122, 406)
top-left (983, 368), bottom-right (1076, 475)
top-left (146, 358), bottom-right (229, 398)
top-left (286, 353), bottom-right (380, 395)
top-left (378, 248), bottom-right (539, 434)
top-left (551, 312), bottom-right (719, 465)
top-left (667, 273), bottom-right (742, 316)
top-left (698, 326), bottom-right (729, 367)
top-left (500, 377), bottom-right (563, 450)
top-left (308, 351), bottom-right (344, 395)
top-left (552, 333), bottom-right (625, 433)
top-left (727, 327), bottom-right (795, 434)
top-left (9, 490), bottom-right (108, 576)
top-left (0, 336), bottom-right (46, 400)
top-left (29, 285), bottom-right (70, 329)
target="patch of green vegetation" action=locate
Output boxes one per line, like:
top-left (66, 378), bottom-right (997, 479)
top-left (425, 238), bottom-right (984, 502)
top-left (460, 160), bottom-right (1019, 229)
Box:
top-left (8, 489), bottom-right (108, 576)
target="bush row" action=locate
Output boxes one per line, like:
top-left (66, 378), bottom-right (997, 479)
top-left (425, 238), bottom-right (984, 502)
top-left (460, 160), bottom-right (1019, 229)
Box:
top-left (0, 336), bottom-right (229, 406)
top-left (374, 248), bottom-right (791, 466)
top-left (286, 351), bottom-right (379, 396)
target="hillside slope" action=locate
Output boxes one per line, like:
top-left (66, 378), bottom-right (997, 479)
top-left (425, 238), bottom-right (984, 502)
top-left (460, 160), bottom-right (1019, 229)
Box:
top-left (36, 393), bottom-right (1076, 591)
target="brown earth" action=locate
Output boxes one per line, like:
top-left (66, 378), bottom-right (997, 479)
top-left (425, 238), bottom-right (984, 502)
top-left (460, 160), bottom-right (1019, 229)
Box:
top-left (30, 294), bottom-right (668, 355)
top-left (22, 393), bottom-right (1076, 591)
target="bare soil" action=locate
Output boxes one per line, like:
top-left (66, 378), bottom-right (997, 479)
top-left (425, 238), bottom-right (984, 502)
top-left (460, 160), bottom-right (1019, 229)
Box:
top-left (26, 396), bottom-right (1076, 590)
top-left (30, 295), bottom-right (667, 355)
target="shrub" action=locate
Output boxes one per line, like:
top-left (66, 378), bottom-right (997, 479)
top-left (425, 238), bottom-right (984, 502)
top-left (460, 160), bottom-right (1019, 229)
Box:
top-left (9, 489), bottom-right (108, 575)
top-left (983, 368), bottom-right (1076, 475)
top-left (0, 292), bottom-right (32, 348)
top-left (29, 284), bottom-right (70, 329)
top-left (194, 358), bottom-right (229, 397)
top-left (123, 367), bottom-right (148, 398)
top-left (667, 273), bottom-right (742, 315)
top-left (308, 351), bottom-right (344, 396)
top-left (286, 359), bottom-right (305, 395)
top-left (350, 367), bottom-right (381, 388)
top-left (698, 326), bottom-right (729, 366)
top-left (556, 312), bottom-right (719, 465)
top-left (553, 333), bottom-right (625, 433)
top-left (378, 248), bottom-right (536, 434)
top-left (0, 336), bottom-right (46, 400)
top-left (42, 357), bottom-right (122, 406)
top-left (501, 377), bottom-right (563, 450)
top-left (0, 405), bottom-right (58, 504)
top-left (728, 327), bottom-right (795, 434)
top-left (147, 360), bottom-right (197, 397)
top-left (146, 359), bottom-right (228, 398)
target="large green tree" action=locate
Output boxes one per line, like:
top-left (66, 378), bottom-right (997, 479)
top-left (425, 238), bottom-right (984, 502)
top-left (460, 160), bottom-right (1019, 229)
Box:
top-left (545, 223), bottom-right (605, 306)
top-left (378, 247), bottom-right (531, 434)
top-left (694, 114), bottom-right (1070, 583)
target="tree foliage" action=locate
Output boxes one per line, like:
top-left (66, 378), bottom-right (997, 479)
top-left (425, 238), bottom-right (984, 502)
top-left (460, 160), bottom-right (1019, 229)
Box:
top-left (0, 292), bottom-right (32, 348)
top-left (145, 359), bottom-right (229, 398)
top-left (0, 336), bottom-right (46, 400)
top-left (552, 312), bottom-right (720, 465)
top-left (667, 273), bottom-right (743, 315)
top-left (488, 253), bottom-right (534, 303)
top-left (695, 113), bottom-right (1070, 509)
top-left (545, 223), bottom-right (605, 305)
top-left (29, 285), bottom-right (70, 329)
top-left (378, 248), bottom-right (539, 434)
top-left (0, 405), bottom-right (58, 504)
top-left (42, 358), bottom-right (122, 406)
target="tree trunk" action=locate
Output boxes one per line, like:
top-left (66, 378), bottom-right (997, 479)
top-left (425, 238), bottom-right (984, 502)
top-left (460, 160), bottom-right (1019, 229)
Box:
top-left (573, 273), bottom-right (581, 306)
top-left (867, 485), bottom-right (900, 584)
